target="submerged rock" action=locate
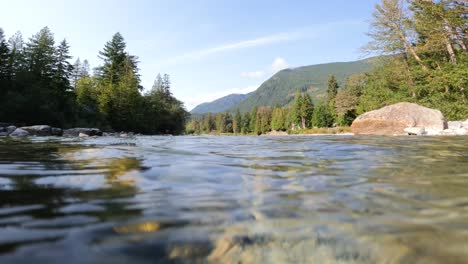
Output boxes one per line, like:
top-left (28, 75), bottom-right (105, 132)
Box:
top-left (351, 102), bottom-right (446, 135)
top-left (63, 128), bottom-right (102, 137)
top-left (10, 128), bottom-right (29, 137)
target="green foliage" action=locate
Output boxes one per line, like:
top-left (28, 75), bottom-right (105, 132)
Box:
top-left (291, 93), bottom-right (314, 129)
top-left (249, 107), bottom-right (258, 133)
top-left (311, 102), bottom-right (334, 128)
top-left (271, 107), bottom-right (289, 131)
top-left (0, 27), bottom-right (187, 134)
top-left (233, 109), bottom-right (242, 133)
top-left (241, 112), bottom-right (251, 134)
top-left (255, 107), bottom-right (272, 135)
top-left (327, 75), bottom-right (339, 103)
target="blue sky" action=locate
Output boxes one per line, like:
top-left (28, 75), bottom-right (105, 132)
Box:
top-left (1, 0), bottom-right (380, 110)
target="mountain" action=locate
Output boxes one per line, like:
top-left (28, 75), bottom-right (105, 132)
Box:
top-left (229, 58), bottom-right (375, 113)
top-left (190, 93), bottom-right (252, 114)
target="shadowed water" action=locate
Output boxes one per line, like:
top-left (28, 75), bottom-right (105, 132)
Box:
top-left (0, 135), bottom-right (467, 263)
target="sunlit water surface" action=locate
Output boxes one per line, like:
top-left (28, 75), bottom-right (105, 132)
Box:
top-left (0, 135), bottom-right (467, 263)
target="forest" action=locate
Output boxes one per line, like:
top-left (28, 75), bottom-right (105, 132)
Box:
top-left (0, 28), bottom-right (188, 134)
top-left (188, 0), bottom-right (467, 135)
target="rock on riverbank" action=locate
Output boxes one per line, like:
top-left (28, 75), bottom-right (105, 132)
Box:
top-left (0, 125), bottom-right (103, 137)
top-left (351, 102), bottom-right (467, 136)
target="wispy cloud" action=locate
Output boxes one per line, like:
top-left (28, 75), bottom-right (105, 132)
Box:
top-left (182, 85), bottom-right (259, 111)
top-left (158, 20), bottom-right (365, 67)
top-left (160, 31), bottom-right (304, 66)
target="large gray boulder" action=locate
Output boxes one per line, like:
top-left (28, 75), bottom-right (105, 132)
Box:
top-left (351, 102), bottom-right (446, 135)
top-left (20, 125), bottom-right (52, 136)
top-left (63, 128), bottom-right (102, 137)
top-left (10, 128), bottom-right (29, 137)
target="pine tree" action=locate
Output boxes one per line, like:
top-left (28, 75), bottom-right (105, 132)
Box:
top-left (7, 31), bottom-right (25, 80)
top-left (292, 93), bottom-right (313, 129)
top-left (54, 39), bottom-right (73, 90)
top-left (249, 107), bottom-right (258, 133)
top-left (327, 75), bottom-right (339, 103)
top-left (0, 28), bottom-right (10, 81)
top-left (255, 107), bottom-right (272, 134)
top-left (271, 107), bottom-right (288, 131)
top-left (25, 26), bottom-right (56, 79)
top-left (241, 112), bottom-right (251, 134)
top-left (71, 58), bottom-right (81, 89)
top-left (233, 109), bottom-right (242, 133)
top-left (151, 73), bottom-right (163, 94)
top-left (97, 32), bottom-right (139, 84)
top-left (162, 74), bottom-right (172, 97)
top-left (81, 59), bottom-right (90, 77)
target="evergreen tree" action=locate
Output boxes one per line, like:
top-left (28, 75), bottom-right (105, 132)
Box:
top-left (162, 73), bottom-right (172, 97)
top-left (7, 31), bottom-right (25, 81)
top-left (233, 109), bottom-right (242, 134)
top-left (151, 73), bottom-right (163, 93)
top-left (255, 107), bottom-right (272, 135)
top-left (249, 107), bottom-right (258, 132)
top-left (327, 75), bottom-right (339, 103)
top-left (71, 58), bottom-right (81, 89)
top-left (54, 39), bottom-right (73, 90)
top-left (25, 27), bottom-right (56, 79)
top-left (292, 93), bottom-right (314, 129)
top-left (97, 32), bottom-right (139, 85)
top-left (0, 28), bottom-right (9, 81)
top-left (271, 107), bottom-right (288, 131)
top-left (241, 112), bottom-right (251, 134)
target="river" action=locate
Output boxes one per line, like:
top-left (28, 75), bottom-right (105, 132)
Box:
top-left (0, 135), bottom-right (467, 263)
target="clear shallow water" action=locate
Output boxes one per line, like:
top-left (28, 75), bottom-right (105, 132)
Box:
top-left (0, 135), bottom-right (467, 264)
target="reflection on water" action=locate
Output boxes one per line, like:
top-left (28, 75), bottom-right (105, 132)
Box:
top-left (0, 135), bottom-right (467, 263)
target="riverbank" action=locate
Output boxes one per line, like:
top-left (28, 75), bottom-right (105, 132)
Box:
top-left (0, 124), bottom-right (140, 138)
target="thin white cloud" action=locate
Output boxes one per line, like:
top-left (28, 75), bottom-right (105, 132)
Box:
top-left (241, 57), bottom-right (290, 79)
top-left (182, 85), bottom-right (259, 111)
top-left (153, 19), bottom-right (365, 67)
top-left (160, 31), bottom-right (304, 66)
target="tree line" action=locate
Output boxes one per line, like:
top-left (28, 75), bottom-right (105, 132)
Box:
top-left (186, 75), bottom-right (346, 135)
top-left (0, 27), bottom-right (188, 134)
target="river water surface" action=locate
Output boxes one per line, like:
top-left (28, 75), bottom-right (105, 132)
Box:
top-left (0, 135), bottom-right (467, 263)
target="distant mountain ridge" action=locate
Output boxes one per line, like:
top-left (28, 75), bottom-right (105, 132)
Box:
top-left (190, 93), bottom-right (252, 114)
top-left (190, 57), bottom-right (375, 114)
top-left (230, 58), bottom-right (375, 113)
